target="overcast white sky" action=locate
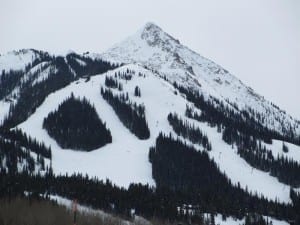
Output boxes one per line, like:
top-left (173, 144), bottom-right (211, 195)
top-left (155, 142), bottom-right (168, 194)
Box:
top-left (1, 0), bottom-right (299, 119)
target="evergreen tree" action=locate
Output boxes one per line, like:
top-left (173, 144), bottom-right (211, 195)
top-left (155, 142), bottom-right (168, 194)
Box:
top-left (282, 142), bottom-right (289, 153)
top-left (43, 94), bottom-right (112, 151)
top-left (134, 86), bottom-right (141, 97)
top-left (105, 76), bottom-right (120, 89)
top-left (101, 88), bottom-right (150, 139)
top-left (168, 113), bottom-right (212, 151)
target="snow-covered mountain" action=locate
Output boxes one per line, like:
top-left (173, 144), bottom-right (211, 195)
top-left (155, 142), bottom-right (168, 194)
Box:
top-left (1, 22), bottom-right (300, 206)
top-left (100, 22), bottom-right (300, 137)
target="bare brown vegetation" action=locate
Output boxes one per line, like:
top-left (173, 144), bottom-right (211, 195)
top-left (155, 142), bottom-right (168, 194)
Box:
top-left (0, 197), bottom-right (179, 225)
top-left (0, 197), bottom-right (124, 225)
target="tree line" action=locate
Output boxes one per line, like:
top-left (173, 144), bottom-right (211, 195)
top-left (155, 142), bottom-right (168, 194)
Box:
top-left (100, 88), bottom-right (150, 139)
top-left (167, 113), bottom-right (211, 151)
top-left (0, 169), bottom-right (298, 223)
top-left (66, 53), bottom-right (119, 78)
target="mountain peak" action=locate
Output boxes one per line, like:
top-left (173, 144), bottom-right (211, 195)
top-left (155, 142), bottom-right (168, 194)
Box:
top-left (101, 22), bottom-right (300, 140)
top-left (142, 22), bottom-right (162, 32)
top-left (138, 22), bottom-right (180, 48)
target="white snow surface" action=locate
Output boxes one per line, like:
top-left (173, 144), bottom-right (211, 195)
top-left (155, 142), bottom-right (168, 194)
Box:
top-left (17, 65), bottom-right (298, 203)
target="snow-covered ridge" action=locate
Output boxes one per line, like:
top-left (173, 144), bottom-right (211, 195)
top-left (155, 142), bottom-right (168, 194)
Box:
top-left (0, 49), bottom-right (41, 73)
top-left (100, 22), bottom-right (300, 137)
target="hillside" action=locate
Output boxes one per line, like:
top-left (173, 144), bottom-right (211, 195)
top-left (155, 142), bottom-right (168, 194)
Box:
top-left (10, 63), bottom-right (299, 203)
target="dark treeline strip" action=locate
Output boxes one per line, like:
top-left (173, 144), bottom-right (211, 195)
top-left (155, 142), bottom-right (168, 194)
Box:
top-left (167, 113), bottom-right (211, 150)
top-left (43, 94), bottom-right (112, 151)
top-left (178, 83), bottom-right (300, 146)
top-left (101, 88), bottom-right (150, 140)
top-left (0, 128), bottom-right (51, 159)
top-left (0, 172), bottom-right (175, 220)
top-left (66, 53), bottom-right (119, 77)
top-left (148, 133), bottom-right (296, 221)
top-left (0, 170), bottom-right (298, 223)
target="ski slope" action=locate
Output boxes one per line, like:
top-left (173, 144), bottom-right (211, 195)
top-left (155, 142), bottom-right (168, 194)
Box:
top-left (17, 65), bottom-right (298, 203)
